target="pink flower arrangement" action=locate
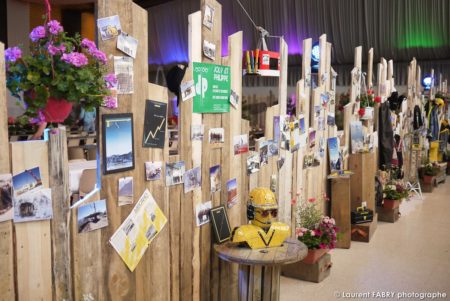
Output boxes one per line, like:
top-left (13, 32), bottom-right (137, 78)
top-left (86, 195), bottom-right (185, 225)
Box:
top-left (296, 216), bottom-right (339, 250)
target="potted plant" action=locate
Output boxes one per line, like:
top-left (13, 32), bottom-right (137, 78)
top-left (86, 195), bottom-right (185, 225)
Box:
top-left (5, 16), bottom-right (117, 137)
top-left (295, 202), bottom-right (339, 264)
top-left (357, 89), bottom-right (376, 119)
top-left (423, 163), bottom-right (439, 184)
top-left (382, 182), bottom-right (409, 209)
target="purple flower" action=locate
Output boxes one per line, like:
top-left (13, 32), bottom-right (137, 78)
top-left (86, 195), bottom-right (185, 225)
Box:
top-left (47, 20), bottom-right (63, 35)
top-left (91, 49), bottom-right (107, 64)
top-left (81, 38), bottom-right (97, 51)
top-left (5, 47), bottom-right (22, 62)
top-left (104, 73), bottom-right (117, 88)
top-left (29, 26), bottom-right (46, 42)
top-left (61, 52), bottom-right (88, 67)
top-left (47, 43), bottom-right (66, 56)
top-left (103, 96), bottom-right (117, 108)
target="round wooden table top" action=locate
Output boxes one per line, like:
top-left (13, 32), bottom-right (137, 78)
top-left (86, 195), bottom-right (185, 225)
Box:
top-left (214, 238), bottom-right (308, 267)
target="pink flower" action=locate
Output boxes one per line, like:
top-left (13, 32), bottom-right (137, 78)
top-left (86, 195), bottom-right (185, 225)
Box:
top-left (103, 96), bottom-right (117, 108)
top-left (104, 73), bottom-right (117, 88)
top-left (375, 96), bottom-right (382, 103)
top-left (91, 49), bottom-right (107, 64)
top-left (308, 197), bottom-right (316, 203)
top-left (5, 47), bottom-right (22, 62)
top-left (29, 26), bottom-right (46, 42)
top-left (330, 218), bottom-right (335, 225)
top-left (47, 43), bottom-right (66, 56)
top-left (61, 52), bottom-right (88, 67)
top-left (47, 20), bottom-right (63, 35)
top-left (310, 230), bottom-right (315, 236)
top-left (319, 243), bottom-right (327, 249)
top-left (81, 38), bottom-right (97, 51)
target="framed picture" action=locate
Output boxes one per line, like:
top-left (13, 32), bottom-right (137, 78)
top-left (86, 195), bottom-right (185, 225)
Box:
top-left (102, 113), bottom-right (135, 174)
top-left (209, 205), bottom-right (232, 244)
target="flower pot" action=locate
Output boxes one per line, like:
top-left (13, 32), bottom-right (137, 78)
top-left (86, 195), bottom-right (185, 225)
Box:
top-left (423, 175), bottom-right (435, 184)
top-left (302, 248), bottom-right (329, 264)
top-left (383, 199), bottom-right (400, 209)
top-left (42, 97), bottom-right (73, 123)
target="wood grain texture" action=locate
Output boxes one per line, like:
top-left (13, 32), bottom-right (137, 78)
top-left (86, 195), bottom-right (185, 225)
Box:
top-left (11, 141), bottom-right (52, 301)
top-left (367, 48), bottom-right (374, 89)
top-left (48, 128), bottom-right (73, 301)
top-left (0, 42), bottom-right (15, 301)
top-left (282, 253), bottom-right (332, 283)
top-left (348, 152), bottom-right (376, 211)
top-left (331, 177), bottom-right (351, 248)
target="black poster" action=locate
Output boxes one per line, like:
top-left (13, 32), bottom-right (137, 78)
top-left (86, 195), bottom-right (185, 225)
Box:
top-left (143, 100), bottom-right (167, 148)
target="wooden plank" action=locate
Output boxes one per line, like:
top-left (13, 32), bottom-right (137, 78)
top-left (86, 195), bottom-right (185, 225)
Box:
top-left (11, 141), bottom-right (52, 301)
top-left (0, 42), bottom-right (15, 301)
top-left (367, 48), bottom-right (374, 89)
top-left (351, 215), bottom-right (377, 242)
top-left (348, 152), bottom-right (376, 211)
top-left (331, 177), bottom-right (351, 248)
top-left (48, 128), bottom-right (73, 301)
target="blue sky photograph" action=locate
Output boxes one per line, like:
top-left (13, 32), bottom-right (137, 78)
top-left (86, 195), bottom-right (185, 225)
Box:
top-left (12, 167), bottom-right (41, 191)
top-left (78, 199), bottom-right (107, 221)
top-left (105, 117), bottom-right (133, 157)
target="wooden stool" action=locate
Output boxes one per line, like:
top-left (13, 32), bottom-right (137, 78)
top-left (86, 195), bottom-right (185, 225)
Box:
top-left (214, 238), bottom-right (307, 301)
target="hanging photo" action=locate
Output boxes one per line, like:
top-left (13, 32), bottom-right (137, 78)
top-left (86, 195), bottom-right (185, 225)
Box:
top-left (319, 137), bottom-right (326, 158)
top-left (320, 93), bottom-right (329, 106)
top-left (14, 188), bottom-right (52, 223)
top-left (0, 174), bottom-right (13, 222)
top-left (327, 112), bottom-right (335, 126)
top-left (97, 15), bottom-right (121, 40)
top-left (203, 4), bottom-right (215, 30)
top-left (12, 167), bottom-right (42, 197)
top-left (209, 128), bottom-right (224, 144)
top-left (117, 32), bottom-right (138, 59)
top-left (277, 156), bottom-right (285, 170)
top-left (259, 141), bottom-right (269, 166)
top-left (102, 113), bottom-right (135, 174)
top-left (165, 161), bottom-right (185, 187)
top-left (143, 100), bottom-right (167, 148)
top-left (273, 116), bottom-right (280, 142)
top-left (350, 121), bottom-right (364, 154)
top-left (210, 165), bottom-right (221, 193)
top-left (299, 115), bottom-right (306, 134)
top-left (191, 125), bottom-right (204, 141)
top-left (230, 89), bottom-right (239, 109)
top-left (184, 167), bottom-right (202, 193)
top-left (114, 56), bottom-right (134, 94)
top-left (309, 129), bottom-right (316, 148)
top-left (145, 161), bottom-right (162, 181)
top-left (290, 120), bottom-right (300, 152)
top-left (203, 40), bottom-right (216, 61)
top-left (226, 178), bottom-right (238, 208)
top-left (247, 152), bottom-right (260, 174)
top-left (268, 140), bottom-right (279, 157)
top-left (77, 199), bottom-right (109, 233)
top-left (118, 177), bottom-right (133, 206)
top-left (318, 116), bottom-right (325, 131)
top-left (328, 137), bottom-right (341, 172)
top-left (279, 115), bottom-right (291, 150)
top-left (314, 105), bottom-right (321, 117)
top-left (233, 134), bottom-right (249, 155)
top-left (196, 201), bottom-right (212, 227)
top-left (181, 80), bottom-right (196, 102)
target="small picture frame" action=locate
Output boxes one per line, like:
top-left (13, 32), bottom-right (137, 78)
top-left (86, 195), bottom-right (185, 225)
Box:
top-left (209, 205), bottom-right (232, 244)
top-left (102, 113), bottom-right (135, 174)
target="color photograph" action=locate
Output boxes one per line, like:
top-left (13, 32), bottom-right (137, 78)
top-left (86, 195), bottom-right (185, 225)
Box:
top-left (184, 166), bottom-right (202, 193)
top-left (233, 134), bottom-right (249, 155)
top-left (259, 141), bottom-right (269, 165)
top-left (210, 165), bottom-right (221, 192)
top-left (118, 177), bottom-right (133, 206)
top-left (103, 113), bottom-right (135, 174)
top-left (12, 167), bottom-right (42, 197)
top-left (97, 15), bottom-right (122, 40)
top-left (77, 199), bottom-right (109, 233)
top-left (350, 120), bottom-right (364, 154)
top-left (309, 129), bottom-right (316, 148)
top-left (247, 152), bottom-right (260, 174)
top-left (209, 128), bottom-right (224, 144)
top-left (14, 188), bottom-right (53, 223)
top-left (328, 137), bottom-right (341, 172)
top-left (145, 161), bottom-right (162, 181)
top-left (166, 161), bottom-right (185, 186)
top-left (226, 178), bottom-right (238, 208)
top-left (0, 174), bottom-right (13, 222)
top-left (196, 201), bottom-right (212, 227)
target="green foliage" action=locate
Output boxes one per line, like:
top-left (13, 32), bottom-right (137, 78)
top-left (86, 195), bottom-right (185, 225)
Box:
top-left (383, 183), bottom-right (409, 200)
top-left (296, 202), bottom-right (322, 230)
top-left (424, 163), bottom-right (439, 176)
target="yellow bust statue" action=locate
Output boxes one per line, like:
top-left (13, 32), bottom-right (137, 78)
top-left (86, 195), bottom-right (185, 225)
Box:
top-left (231, 187), bottom-right (290, 249)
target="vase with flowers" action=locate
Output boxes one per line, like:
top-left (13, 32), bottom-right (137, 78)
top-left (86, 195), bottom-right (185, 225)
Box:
top-left (357, 89), bottom-right (376, 119)
top-left (422, 162), bottom-right (440, 184)
top-left (5, 11), bottom-right (117, 138)
top-left (382, 182), bottom-right (409, 209)
top-left (295, 202), bottom-right (339, 264)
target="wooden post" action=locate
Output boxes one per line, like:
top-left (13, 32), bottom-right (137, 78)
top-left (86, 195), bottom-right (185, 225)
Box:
top-left (331, 177), bottom-right (351, 248)
top-left (367, 48), bottom-right (374, 90)
top-left (0, 42), bottom-right (16, 301)
top-left (48, 128), bottom-right (73, 301)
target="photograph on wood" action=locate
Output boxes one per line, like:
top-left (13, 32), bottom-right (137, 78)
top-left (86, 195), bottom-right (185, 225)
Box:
top-left (233, 134), bottom-right (249, 155)
top-left (210, 205), bottom-right (232, 243)
top-left (102, 113), bottom-right (135, 174)
top-left (118, 176), bottom-right (133, 206)
top-left (117, 31), bottom-right (138, 58)
top-left (209, 127), bottom-right (224, 144)
top-left (196, 201), bottom-right (212, 227)
top-left (97, 15), bottom-right (122, 40)
top-left (184, 166), bottom-right (202, 193)
top-left (143, 100), bottom-right (167, 148)
top-left (181, 80), bottom-right (196, 102)
top-left (145, 161), bottom-right (163, 181)
top-left (210, 165), bottom-right (221, 193)
top-left (166, 161), bottom-right (185, 186)
top-left (0, 174), bottom-right (13, 222)
top-left (226, 178), bottom-right (238, 208)
top-left (247, 152), bottom-right (260, 174)
top-left (12, 166), bottom-right (42, 197)
top-left (77, 199), bottom-right (109, 233)
top-left (14, 188), bottom-right (53, 223)
top-left (191, 124), bottom-right (204, 141)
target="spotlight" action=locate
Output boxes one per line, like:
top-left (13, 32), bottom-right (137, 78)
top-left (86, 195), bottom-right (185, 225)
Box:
top-left (311, 42), bottom-right (320, 63)
top-left (422, 76), bottom-right (432, 90)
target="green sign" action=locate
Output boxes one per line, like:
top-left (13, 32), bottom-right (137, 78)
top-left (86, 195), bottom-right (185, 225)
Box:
top-left (193, 62), bottom-right (230, 113)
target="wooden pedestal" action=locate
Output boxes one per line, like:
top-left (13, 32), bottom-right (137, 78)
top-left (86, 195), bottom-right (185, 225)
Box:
top-left (281, 253), bottom-right (332, 283)
top-left (215, 238), bottom-right (307, 301)
top-left (331, 176), bottom-right (351, 249)
top-left (348, 152), bottom-right (376, 210)
top-left (420, 179), bottom-right (435, 193)
top-left (377, 207), bottom-right (400, 223)
top-left (437, 164), bottom-right (446, 184)
top-left (351, 214), bottom-right (377, 243)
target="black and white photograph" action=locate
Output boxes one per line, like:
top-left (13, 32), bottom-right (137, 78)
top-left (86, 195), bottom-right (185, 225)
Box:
top-left (247, 152), bottom-right (260, 174)
top-left (268, 140), bottom-right (279, 157)
top-left (230, 89), bottom-right (239, 109)
top-left (165, 161), bottom-right (185, 187)
top-left (277, 156), bottom-right (285, 170)
top-left (117, 31), bottom-right (138, 58)
top-left (103, 113), bottom-right (135, 174)
top-left (233, 134), bottom-right (249, 155)
top-left (196, 201), bottom-right (212, 227)
top-left (145, 161), bottom-right (162, 181)
top-left (327, 112), bottom-right (335, 126)
top-left (14, 188), bottom-right (53, 223)
top-left (209, 128), bottom-right (224, 144)
top-left (191, 125), bottom-right (204, 141)
top-left (118, 177), bottom-right (133, 206)
top-left (0, 174), bottom-right (13, 222)
top-left (318, 116), bottom-right (325, 131)
top-left (181, 80), bottom-right (196, 102)
top-left (210, 165), bottom-right (221, 193)
top-left (77, 199), bottom-right (109, 233)
top-left (203, 4), bottom-right (214, 29)
top-left (114, 56), bottom-right (134, 94)
top-left (143, 100), bottom-right (167, 148)
top-left (184, 167), bottom-right (202, 193)
top-left (259, 141), bottom-right (269, 166)
top-left (203, 40), bottom-right (216, 60)
top-left (97, 15), bottom-right (122, 40)
top-left (12, 166), bottom-right (42, 197)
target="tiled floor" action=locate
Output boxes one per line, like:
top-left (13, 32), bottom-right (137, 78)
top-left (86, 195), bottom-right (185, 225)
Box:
top-left (280, 179), bottom-right (450, 301)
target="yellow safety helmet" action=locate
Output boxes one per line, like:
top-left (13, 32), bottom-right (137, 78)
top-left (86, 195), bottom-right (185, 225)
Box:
top-left (248, 187), bottom-right (278, 210)
top-left (247, 188), bottom-right (279, 228)
top-left (435, 98), bottom-right (444, 107)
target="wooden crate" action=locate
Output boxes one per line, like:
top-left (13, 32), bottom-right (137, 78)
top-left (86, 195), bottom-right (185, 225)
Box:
top-left (351, 214), bottom-right (377, 243)
top-left (420, 179), bottom-right (435, 193)
top-left (281, 253), bottom-right (332, 283)
top-left (377, 207), bottom-right (400, 223)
